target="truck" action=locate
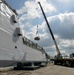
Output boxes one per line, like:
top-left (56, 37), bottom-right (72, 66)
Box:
top-left (38, 2), bottom-right (74, 67)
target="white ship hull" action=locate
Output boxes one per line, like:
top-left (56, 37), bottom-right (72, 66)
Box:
top-left (0, 0), bottom-right (47, 67)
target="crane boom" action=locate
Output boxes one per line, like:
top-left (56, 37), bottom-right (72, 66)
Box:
top-left (38, 2), bottom-right (61, 57)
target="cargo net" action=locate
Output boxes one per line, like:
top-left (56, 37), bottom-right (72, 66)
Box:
top-left (34, 25), bottom-right (40, 41)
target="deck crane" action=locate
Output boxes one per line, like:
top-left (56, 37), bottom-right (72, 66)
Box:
top-left (38, 2), bottom-right (62, 59)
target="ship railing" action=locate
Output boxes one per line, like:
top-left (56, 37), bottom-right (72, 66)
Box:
top-left (37, 45), bottom-right (45, 53)
top-left (22, 37), bottom-right (45, 52)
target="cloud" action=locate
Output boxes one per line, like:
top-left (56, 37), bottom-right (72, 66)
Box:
top-left (17, 0), bottom-right (74, 56)
top-left (46, 12), bottom-right (74, 55)
top-left (20, 12), bottom-right (74, 57)
top-left (36, 12), bottom-right (74, 55)
top-left (56, 0), bottom-right (74, 10)
top-left (20, 12), bottom-right (74, 56)
top-left (17, 1), bottom-right (40, 20)
top-left (57, 0), bottom-right (73, 3)
top-left (17, 0), bottom-right (57, 21)
top-left (36, 0), bottom-right (57, 13)
top-left (59, 39), bottom-right (74, 50)
top-left (47, 12), bottom-right (74, 40)
top-left (17, 0), bottom-right (57, 42)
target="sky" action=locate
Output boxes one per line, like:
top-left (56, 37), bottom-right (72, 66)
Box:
top-left (6, 0), bottom-right (74, 57)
